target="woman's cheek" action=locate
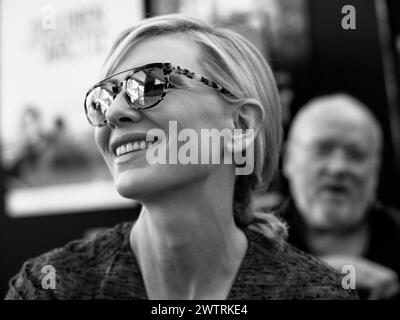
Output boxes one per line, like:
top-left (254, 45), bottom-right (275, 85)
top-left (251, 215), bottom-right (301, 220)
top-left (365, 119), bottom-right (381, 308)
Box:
top-left (94, 127), bottom-right (113, 168)
top-left (94, 127), bottom-right (110, 152)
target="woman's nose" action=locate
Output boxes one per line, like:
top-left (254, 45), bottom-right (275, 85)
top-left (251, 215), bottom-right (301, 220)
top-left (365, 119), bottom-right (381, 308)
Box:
top-left (105, 93), bottom-right (142, 129)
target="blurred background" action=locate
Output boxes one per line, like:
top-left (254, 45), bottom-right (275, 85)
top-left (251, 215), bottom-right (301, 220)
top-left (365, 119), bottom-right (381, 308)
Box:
top-left (0, 0), bottom-right (399, 297)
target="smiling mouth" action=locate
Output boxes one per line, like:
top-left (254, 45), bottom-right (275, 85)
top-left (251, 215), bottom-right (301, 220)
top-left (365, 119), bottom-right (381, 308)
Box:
top-left (114, 137), bottom-right (159, 157)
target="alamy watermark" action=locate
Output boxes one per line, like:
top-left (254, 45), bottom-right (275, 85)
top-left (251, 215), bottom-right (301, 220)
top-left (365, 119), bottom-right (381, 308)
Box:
top-left (143, 121), bottom-right (255, 175)
top-left (341, 264), bottom-right (356, 290)
top-left (41, 6), bottom-right (56, 30)
top-left (341, 5), bottom-right (356, 30)
top-left (41, 264), bottom-right (56, 290)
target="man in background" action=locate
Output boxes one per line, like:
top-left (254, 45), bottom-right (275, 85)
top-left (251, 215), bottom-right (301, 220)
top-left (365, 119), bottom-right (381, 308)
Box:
top-left (282, 93), bottom-right (400, 299)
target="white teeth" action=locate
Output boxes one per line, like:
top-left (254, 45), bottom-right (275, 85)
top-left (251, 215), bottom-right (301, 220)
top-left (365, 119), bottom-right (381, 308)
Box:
top-left (126, 143), bottom-right (134, 152)
top-left (115, 140), bottom-right (157, 157)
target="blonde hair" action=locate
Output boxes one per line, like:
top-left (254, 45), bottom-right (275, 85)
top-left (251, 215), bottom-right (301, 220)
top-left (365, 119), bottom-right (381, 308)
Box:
top-left (102, 14), bottom-right (287, 245)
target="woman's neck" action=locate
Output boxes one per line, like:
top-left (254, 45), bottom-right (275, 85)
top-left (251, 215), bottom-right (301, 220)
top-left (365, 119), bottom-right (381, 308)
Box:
top-left (129, 174), bottom-right (248, 299)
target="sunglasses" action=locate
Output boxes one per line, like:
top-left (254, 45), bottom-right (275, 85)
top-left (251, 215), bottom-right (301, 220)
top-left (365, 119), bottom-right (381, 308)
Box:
top-left (84, 62), bottom-right (233, 127)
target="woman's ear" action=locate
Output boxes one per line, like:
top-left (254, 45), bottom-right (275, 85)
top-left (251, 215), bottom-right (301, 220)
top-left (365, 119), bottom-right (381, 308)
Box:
top-left (226, 99), bottom-right (265, 154)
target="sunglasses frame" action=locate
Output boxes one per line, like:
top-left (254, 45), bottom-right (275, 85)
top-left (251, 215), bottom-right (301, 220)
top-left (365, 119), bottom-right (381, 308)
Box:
top-left (84, 62), bottom-right (233, 127)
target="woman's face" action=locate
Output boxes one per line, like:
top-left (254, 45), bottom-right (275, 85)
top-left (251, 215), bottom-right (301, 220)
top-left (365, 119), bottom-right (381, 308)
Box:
top-left (95, 34), bottom-right (234, 201)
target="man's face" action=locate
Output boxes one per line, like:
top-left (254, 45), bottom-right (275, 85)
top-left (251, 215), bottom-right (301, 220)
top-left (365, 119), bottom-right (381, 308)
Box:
top-left (284, 115), bottom-right (380, 232)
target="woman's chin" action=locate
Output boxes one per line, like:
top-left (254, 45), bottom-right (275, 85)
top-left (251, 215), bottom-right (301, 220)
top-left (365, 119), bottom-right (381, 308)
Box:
top-left (113, 165), bottom-right (211, 201)
top-left (114, 171), bottom-right (151, 200)
top-left (114, 168), bottom-right (175, 201)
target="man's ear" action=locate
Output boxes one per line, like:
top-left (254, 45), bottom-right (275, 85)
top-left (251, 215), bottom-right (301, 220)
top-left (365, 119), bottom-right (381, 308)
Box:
top-left (226, 99), bottom-right (264, 153)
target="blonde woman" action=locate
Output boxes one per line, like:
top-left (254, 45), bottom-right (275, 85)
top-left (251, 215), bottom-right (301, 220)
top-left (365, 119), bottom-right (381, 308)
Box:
top-left (6, 15), bottom-right (356, 300)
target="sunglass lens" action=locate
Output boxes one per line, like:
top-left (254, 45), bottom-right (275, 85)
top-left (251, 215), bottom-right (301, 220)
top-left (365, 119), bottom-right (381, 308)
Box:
top-left (126, 66), bottom-right (165, 109)
top-left (85, 86), bottom-right (114, 126)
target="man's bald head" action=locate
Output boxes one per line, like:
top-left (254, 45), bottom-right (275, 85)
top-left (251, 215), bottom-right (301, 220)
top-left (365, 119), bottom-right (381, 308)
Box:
top-left (287, 94), bottom-right (382, 154)
top-left (288, 94), bottom-right (382, 152)
top-left (283, 93), bottom-right (382, 232)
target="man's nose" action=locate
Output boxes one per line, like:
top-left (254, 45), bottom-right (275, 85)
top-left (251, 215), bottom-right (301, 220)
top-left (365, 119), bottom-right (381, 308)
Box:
top-left (105, 93), bottom-right (142, 129)
top-left (324, 149), bottom-right (353, 175)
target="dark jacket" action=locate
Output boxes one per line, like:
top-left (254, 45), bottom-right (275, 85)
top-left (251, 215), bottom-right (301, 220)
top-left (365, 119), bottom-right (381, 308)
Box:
top-left (281, 200), bottom-right (400, 299)
top-left (5, 220), bottom-right (356, 300)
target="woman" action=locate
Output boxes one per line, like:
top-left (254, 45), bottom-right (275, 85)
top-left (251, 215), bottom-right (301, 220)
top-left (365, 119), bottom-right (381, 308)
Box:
top-left (6, 14), bottom-right (356, 300)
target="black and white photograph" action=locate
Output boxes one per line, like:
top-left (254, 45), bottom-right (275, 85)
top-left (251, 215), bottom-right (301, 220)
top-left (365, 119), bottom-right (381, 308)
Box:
top-left (0, 0), bottom-right (400, 308)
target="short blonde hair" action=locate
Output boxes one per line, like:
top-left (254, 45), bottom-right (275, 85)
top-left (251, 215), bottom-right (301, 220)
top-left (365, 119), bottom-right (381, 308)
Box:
top-left (102, 14), bottom-right (287, 244)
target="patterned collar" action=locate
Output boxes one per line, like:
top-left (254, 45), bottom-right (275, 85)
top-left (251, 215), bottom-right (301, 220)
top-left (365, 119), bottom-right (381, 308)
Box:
top-left (99, 222), bottom-right (281, 300)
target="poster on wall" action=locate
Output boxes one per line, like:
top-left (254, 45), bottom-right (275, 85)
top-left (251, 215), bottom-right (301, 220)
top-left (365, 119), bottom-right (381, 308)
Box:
top-left (0, 0), bottom-right (143, 217)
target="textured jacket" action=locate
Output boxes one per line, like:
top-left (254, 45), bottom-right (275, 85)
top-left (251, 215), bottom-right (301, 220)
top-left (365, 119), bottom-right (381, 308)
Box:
top-left (5, 221), bottom-right (357, 300)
